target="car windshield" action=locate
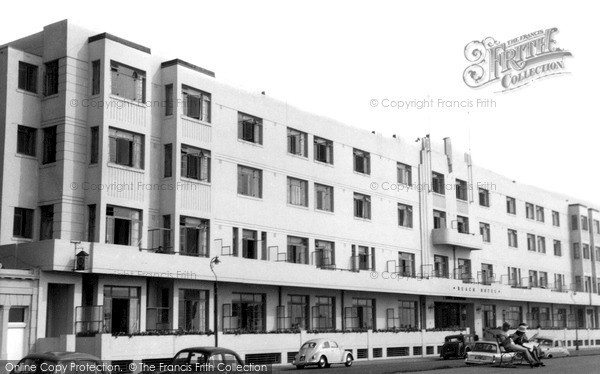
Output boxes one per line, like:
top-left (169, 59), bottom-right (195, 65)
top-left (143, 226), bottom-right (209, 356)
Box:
top-left (473, 343), bottom-right (497, 353)
top-left (446, 337), bottom-right (462, 343)
top-left (301, 342), bottom-right (317, 349)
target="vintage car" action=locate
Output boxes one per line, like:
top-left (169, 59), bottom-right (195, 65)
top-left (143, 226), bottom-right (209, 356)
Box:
top-left (10, 352), bottom-right (107, 374)
top-left (292, 338), bottom-right (353, 369)
top-left (531, 337), bottom-right (570, 358)
top-left (465, 341), bottom-right (517, 365)
top-left (440, 333), bottom-right (478, 359)
top-left (142, 347), bottom-right (244, 373)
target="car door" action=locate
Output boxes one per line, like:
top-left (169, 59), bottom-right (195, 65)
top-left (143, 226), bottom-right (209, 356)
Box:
top-left (328, 341), bottom-right (342, 363)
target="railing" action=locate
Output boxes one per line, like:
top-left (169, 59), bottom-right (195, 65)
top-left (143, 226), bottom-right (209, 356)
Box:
top-left (75, 305), bottom-right (104, 335)
top-left (146, 307), bottom-right (171, 331)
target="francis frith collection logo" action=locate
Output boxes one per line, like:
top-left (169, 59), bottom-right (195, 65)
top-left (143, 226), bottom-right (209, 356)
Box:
top-left (463, 27), bottom-right (572, 92)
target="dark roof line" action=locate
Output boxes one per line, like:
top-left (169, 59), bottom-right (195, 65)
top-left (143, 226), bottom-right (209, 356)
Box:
top-left (88, 33), bottom-right (151, 54)
top-left (161, 59), bottom-right (215, 78)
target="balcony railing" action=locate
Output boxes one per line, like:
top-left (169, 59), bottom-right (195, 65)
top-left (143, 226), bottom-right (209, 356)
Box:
top-left (75, 305), bottom-right (104, 335)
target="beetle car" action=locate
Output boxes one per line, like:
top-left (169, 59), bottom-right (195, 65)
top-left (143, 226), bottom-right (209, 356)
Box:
top-left (440, 333), bottom-right (477, 359)
top-left (531, 337), bottom-right (570, 358)
top-left (10, 352), bottom-right (107, 374)
top-left (465, 341), bottom-right (516, 365)
top-left (292, 338), bottom-right (353, 369)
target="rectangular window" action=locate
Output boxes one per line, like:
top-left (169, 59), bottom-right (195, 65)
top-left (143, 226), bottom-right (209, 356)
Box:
top-left (287, 128), bottom-right (308, 157)
top-left (18, 61), bottom-right (38, 93)
top-left (552, 211), bottom-right (560, 226)
top-left (433, 210), bottom-right (446, 229)
top-left (581, 216), bottom-right (589, 231)
top-left (353, 148), bottom-right (370, 174)
top-left (40, 205), bottom-right (54, 240)
top-left (583, 243), bottom-right (590, 259)
top-left (238, 112), bottom-right (263, 144)
top-left (287, 177), bottom-right (308, 207)
top-left (508, 229), bottom-right (518, 248)
top-left (314, 136), bottom-right (333, 164)
top-left (398, 203), bottom-right (413, 228)
top-left (181, 145), bottom-right (210, 182)
top-left (455, 179), bottom-right (467, 201)
top-left (90, 127), bottom-right (99, 164)
top-left (17, 125), bottom-right (36, 157)
top-left (398, 301), bottom-right (418, 328)
top-left (506, 197), bottom-right (516, 214)
top-left (88, 204), bottom-right (96, 242)
top-left (596, 247), bottom-right (600, 262)
top-left (458, 258), bottom-right (472, 281)
top-left (315, 183), bottom-right (334, 212)
top-left (571, 215), bottom-right (578, 230)
top-left (42, 126), bottom-right (57, 164)
top-left (529, 270), bottom-right (538, 288)
top-left (349, 298), bottom-right (375, 330)
top-left (554, 274), bottom-right (564, 292)
top-left (288, 295), bottom-right (309, 330)
top-left (237, 165), bottom-right (262, 198)
top-left (287, 236), bottom-right (308, 264)
top-left (242, 229), bottom-right (258, 259)
top-left (537, 236), bottom-right (546, 253)
top-left (110, 60), bottom-right (146, 102)
top-left (508, 267), bottom-right (521, 287)
top-left (353, 193), bottom-right (371, 219)
top-left (44, 60), bottom-right (59, 96)
top-left (397, 162), bottom-right (412, 185)
top-left (356, 245), bottom-right (371, 271)
top-left (573, 243), bottom-right (580, 259)
top-left (164, 84), bottom-right (173, 116)
top-left (226, 292), bottom-right (266, 332)
top-left (102, 286), bottom-right (140, 334)
top-left (105, 205), bottom-right (142, 246)
top-left (478, 188), bottom-right (490, 207)
top-left (92, 60), bottom-right (101, 95)
top-left (553, 240), bottom-right (562, 256)
top-left (457, 216), bottom-right (469, 234)
top-left (162, 215), bottom-right (171, 252)
top-left (525, 203), bottom-right (534, 219)
top-left (535, 206), bottom-right (545, 222)
top-left (183, 85), bottom-right (211, 122)
top-left (315, 240), bottom-right (335, 268)
top-left (9, 307), bottom-right (26, 323)
top-left (313, 296), bottom-right (335, 330)
top-left (539, 272), bottom-right (548, 288)
top-left (432, 172), bottom-right (445, 194)
top-left (13, 207), bottom-right (34, 238)
top-left (527, 234), bottom-right (536, 251)
top-left (479, 222), bottom-right (491, 242)
top-left (179, 216), bottom-right (209, 257)
top-left (481, 263), bottom-right (494, 285)
top-left (594, 220), bottom-right (600, 234)
top-left (164, 144), bottom-right (172, 178)
top-left (398, 252), bottom-right (415, 277)
top-left (109, 128), bottom-right (144, 169)
top-left (434, 255), bottom-right (449, 278)
top-left (178, 289), bottom-right (208, 332)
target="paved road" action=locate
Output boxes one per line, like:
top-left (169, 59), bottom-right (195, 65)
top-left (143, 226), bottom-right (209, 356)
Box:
top-left (274, 351), bottom-right (600, 373)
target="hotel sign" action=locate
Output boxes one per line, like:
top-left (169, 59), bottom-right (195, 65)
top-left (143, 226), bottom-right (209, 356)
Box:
top-left (452, 285), bottom-right (501, 295)
top-left (463, 28), bottom-right (572, 92)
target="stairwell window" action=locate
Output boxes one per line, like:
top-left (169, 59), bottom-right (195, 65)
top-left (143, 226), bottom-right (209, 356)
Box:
top-left (478, 188), bottom-right (490, 207)
top-left (314, 136), bottom-right (333, 164)
top-left (90, 127), bottom-right (99, 164)
top-left (287, 177), bottom-right (308, 207)
top-left (397, 162), bottom-right (412, 185)
top-left (42, 126), bottom-right (57, 164)
top-left (353, 148), bottom-right (370, 174)
top-left (110, 61), bottom-right (146, 102)
top-left (181, 145), bottom-right (210, 182)
top-left (238, 112), bottom-right (263, 144)
top-left (353, 193), bottom-right (371, 219)
top-left (105, 206), bottom-right (142, 246)
top-left (183, 85), bottom-right (211, 122)
top-left (583, 244), bottom-right (590, 259)
top-left (581, 216), bottom-right (589, 231)
top-left (237, 165), bottom-right (262, 198)
top-left (40, 205), bottom-right (54, 240)
top-left (164, 144), bottom-right (172, 178)
top-left (573, 243), bottom-right (580, 259)
top-left (398, 203), bottom-right (413, 228)
top-left (432, 172), bottom-right (445, 194)
top-left (315, 183), bottom-right (334, 212)
top-left (18, 62), bottom-right (38, 93)
top-left (13, 207), bottom-right (34, 239)
top-left (44, 60), bottom-right (59, 96)
top-left (92, 60), bottom-right (101, 95)
top-left (109, 128), bottom-right (144, 169)
top-left (287, 128), bottom-right (308, 157)
top-left (17, 125), bottom-right (36, 157)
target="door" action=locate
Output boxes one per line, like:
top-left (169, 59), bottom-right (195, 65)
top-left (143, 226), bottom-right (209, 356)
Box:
top-left (328, 341), bottom-right (342, 363)
top-left (112, 298), bottom-right (130, 334)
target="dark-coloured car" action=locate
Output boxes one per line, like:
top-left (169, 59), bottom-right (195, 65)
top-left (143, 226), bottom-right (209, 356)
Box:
top-left (440, 333), bottom-right (478, 359)
top-left (10, 352), bottom-right (107, 374)
top-left (144, 347), bottom-right (244, 373)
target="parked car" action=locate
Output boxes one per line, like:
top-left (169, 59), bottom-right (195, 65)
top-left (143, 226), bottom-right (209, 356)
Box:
top-left (531, 337), bottom-right (570, 358)
top-left (10, 352), bottom-right (107, 374)
top-left (292, 338), bottom-right (353, 369)
top-left (440, 333), bottom-right (478, 359)
top-left (142, 347), bottom-right (244, 374)
top-left (465, 341), bottom-right (516, 365)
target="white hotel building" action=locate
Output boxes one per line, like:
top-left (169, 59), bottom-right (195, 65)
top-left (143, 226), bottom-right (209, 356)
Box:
top-left (0, 20), bottom-right (599, 365)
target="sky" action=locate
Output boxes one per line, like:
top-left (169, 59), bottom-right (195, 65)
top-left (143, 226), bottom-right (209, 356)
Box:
top-left (1, 0), bottom-right (598, 205)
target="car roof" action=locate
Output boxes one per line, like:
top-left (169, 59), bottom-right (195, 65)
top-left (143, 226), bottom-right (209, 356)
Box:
top-left (475, 340), bottom-right (498, 345)
top-left (303, 338), bottom-right (334, 344)
top-left (21, 352), bottom-right (101, 361)
top-left (176, 347), bottom-right (240, 356)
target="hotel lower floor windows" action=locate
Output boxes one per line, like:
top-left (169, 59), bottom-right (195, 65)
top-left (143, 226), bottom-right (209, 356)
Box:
top-left (312, 296), bottom-right (335, 330)
top-left (503, 306), bottom-right (522, 328)
top-left (387, 300), bottom-right (418, 330)
top-left (288, 295), bottom-right (309, 330)
top-left (482, 304), bottom-right (496, 329)
top-left (179, 216), bottom-right (209, 257)
top-left (434, 302), bottom-right (469, 329)
top-left (178, 289), bottom-right (208, 332)
top-left (345, 298), bottom-right (375, 331)
top-left (223, 292), bottom-right (266, 332)
top-left (103, 286), bottom-right (140, 334)
top-left (105, 206), bottom-right (142, 246)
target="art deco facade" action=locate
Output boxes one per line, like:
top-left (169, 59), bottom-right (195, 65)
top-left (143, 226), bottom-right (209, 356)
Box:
top-left (0, 20), bottom-right (599, 364)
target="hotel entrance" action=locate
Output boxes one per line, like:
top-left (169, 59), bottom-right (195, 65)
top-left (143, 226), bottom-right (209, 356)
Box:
top-left (434, 302), bottom-right (474, 330)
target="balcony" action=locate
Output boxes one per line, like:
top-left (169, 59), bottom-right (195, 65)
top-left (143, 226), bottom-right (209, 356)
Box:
top-left (431, 228), bottom-right (483, 251)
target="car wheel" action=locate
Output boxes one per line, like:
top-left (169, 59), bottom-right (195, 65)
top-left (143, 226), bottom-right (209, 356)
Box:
top-left (317, 356), bottom-right (328, 369)
top-left (345, 355), bottom-right (353, 367)
top-left (547, 354), bottom-right (552, 358)
top-left (296, 365), bottom-right (305, 370)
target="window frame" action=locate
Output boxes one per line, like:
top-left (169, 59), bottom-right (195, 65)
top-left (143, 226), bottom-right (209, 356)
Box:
top-left (353, 192), bottom-right (371, 219)
top-left (182, 85), bottom-right (211, 123)
top-left (432, 172), bottom-right (445, 195)
top-left (43, 60), bottom-right (59, 97)
top-left (237, 112), bottom-right (263, 145)
top-left (237, 165), bottom-right (263, 198)
top-left (18, 61), bottom-right (38, 93)
top-left (17, 125), bottom-right (37, 157)
top-left (42, 126), bottom-right (57, 164)
top-left (314, 183), bottom-right (334, 212)
top-left (353, 148), bottom-right (371, 175)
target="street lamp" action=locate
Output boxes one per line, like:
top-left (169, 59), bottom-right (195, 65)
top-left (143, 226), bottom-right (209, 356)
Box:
top-left (210, 256), bottom-right (221, 347)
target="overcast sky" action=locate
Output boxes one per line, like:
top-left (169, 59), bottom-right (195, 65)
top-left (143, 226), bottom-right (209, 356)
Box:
top-left (2, 0), bottom-right (598, 206)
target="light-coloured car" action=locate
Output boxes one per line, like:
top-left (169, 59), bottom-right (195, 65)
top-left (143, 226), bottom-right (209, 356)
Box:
top-left (465, 341), bottom-right (516, 365)
top-left (531, 337), bottom-right (570, 358)
top-left (292, 338), bottom-right (353, 369)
